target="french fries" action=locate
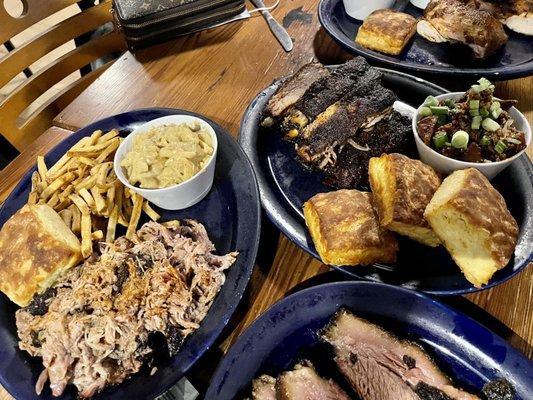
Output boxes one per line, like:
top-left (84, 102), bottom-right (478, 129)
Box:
top-left (28, 129), bottom-right (160, 258)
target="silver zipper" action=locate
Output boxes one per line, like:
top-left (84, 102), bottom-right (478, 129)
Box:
top-left (118, 0), bottom-right (234, 29)
top-left (125, 3), bottom-right (244, 40)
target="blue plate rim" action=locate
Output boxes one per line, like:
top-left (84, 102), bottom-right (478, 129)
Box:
top-left (317, 0), bottom-right (533, 80)
top-left (205, 280), bottom-right (533, 399)
top-left (0, 107), bottom-right (262, 400)
top-left (238, 67), bottom-right (533, 296)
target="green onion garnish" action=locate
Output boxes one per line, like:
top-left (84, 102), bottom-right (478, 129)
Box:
top-left (424, 96), bottom-right (439, 107)
top-left (469, 100), bottom-right (480, 109)
top-left (433, 131), bottom-right (448, 149)
top-left (480, 135), bottom-right (491, 146)
top-left (480, 108), bottom-right (489, 117)
top-left (471, 116), bottom-right (482, 130)
top-left (471, 84), bottom-right (481, 93)
top-left (482, 118), bottom-right (501, 132)
top-left (451, 130), bottom-right (469, 149)
top-left (478, 77), bottom-right (494, 91)
top-left (490, 101), bottom-right (501, 112)
top-left (470, 109), bottom-right (480, 117)
top-left (492, 108), bottom-right (502, 119)
top-left (445, 99), bottom-right (456, 108)
top-left (430, 106), bottom-right (449, 115)
top-left (419, 106), bottom-right (432, 117)
top-left (495, 140), bottom-right (507, 154)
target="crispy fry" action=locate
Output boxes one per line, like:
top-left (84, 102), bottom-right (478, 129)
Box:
top-left (40, 172), bottom-right (76, 201)
top-left (89, 129), bottom-right (103, 144)
top-left (58, 209), bottom-right (73, 227)
top-left (106, 184), bottom-right (116, 215)
top-left (58, 185), bottom-right (74, 201)
top-left (96, 129), bottom-right (119, 143)
top-left (70, 205), bottom-right (81, 233)
top-left (97, 162), bottom-right (113, 186)
top-left (69, 193), bottom-right (90, 215)
top-left (47, 137), bottom-right (90, 177)
top-left (106, 205), bottom-right (119, 243)
top-left (78, 188), bottom-right (96, 210)
top-left (67, 138), bottom-right (120, 158)
top-left (80, 213), bottom-right (92, 258)
top-left (90, 186), bottom-right (106, 214)
top-left (142, 201), bottom-right (160, 221)
top-left (91, 230), bottom-right (104, 241)
top-left (31, 171), bottom-right (40, 192)
top-left (94, 139), bottom-right (120, 163)
top-left (75, 174), bottom-right (97, 191)
top-left (75, 156), bottom-right (97, 167)
top-left (126, 194), bottom-right (143, 240)
top-left (46, 193), bottom-right (59, 208)
top-left (37, 156), bottom-right (47, 181)
top-left (28, 191), bottom-right (39, 205)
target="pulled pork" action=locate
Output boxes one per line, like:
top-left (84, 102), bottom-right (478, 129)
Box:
top-left (16, 220), bottom-right (237, 398)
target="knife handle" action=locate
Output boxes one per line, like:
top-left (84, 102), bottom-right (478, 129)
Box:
top-left (261, 10), bottom-right (293, 52)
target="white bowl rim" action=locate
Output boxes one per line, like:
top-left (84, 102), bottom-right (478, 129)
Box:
top-left (412, 92), bottom-right (532, 167)
top-left (114, 115), bottom-right (218, 193)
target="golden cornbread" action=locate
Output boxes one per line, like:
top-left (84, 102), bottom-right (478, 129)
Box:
top-left (303, 190), bottom-right (398, 266)
top-left (424, 168), bottom-right (518, 287)
top-left (0, 204), bottom-right (81, 306)
top-left (369, 153), bottom-right (441, 247)
top-left (356, 9), bottom-right (418, 55)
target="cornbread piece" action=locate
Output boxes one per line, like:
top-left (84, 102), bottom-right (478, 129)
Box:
top-left (369, 153), bottom-right (441, 247)
top-left (356, 9), bottom-right (417, 55)
top-left (276, 362), bottom-right (350, 400)
top-left (0, 204), bottom-right (81, 306)
top-left (424, 168), bottom-right (518, 287)
top-left (303, 190), bottom-right (398, 266)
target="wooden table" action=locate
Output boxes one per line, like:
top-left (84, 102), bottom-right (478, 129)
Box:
top-left (1, 0), bottom-right (531, 398)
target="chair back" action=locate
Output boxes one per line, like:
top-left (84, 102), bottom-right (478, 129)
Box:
top-left (0, 0), bottom-right (126, 151)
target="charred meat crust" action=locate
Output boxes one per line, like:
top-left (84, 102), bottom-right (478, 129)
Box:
top-left (25, 287), bottom-right (57, 316)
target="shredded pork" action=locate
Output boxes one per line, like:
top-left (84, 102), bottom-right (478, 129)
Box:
top-left (16, 220), bottom-right (237, 398)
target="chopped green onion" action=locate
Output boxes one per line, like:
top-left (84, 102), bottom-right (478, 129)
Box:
top-left (471, 84), bottom-right (481, 93)
top-left (471, 116), bottom-right (482, 130)
top-left (480, 108), bottom-right (489, 117)
top-left (490, 101), bottom-right (501, 112)
top-left (445, 142), bottom-right (452, 147)
top-left (491, 108), bottom-right (502, 119)
top-left (419, 106), bottom-right (432, 117)
top-left (479, 135), bottom-right (491, 146)
top-left (451, 130), bottom-right (469, 149)
top-left (506, 137), bottom-right (522, 145)
top-left (482, 118), bottom-right (501, 132)
top-left (478, 77), bottom-right (493, 91)
top-left (470, 109), bottom-right (480, 117)
top-left (445, 99), bottom-right (456, 109)
top-left (495, 140), bottom-right (507, 154)
top-left (469, 100), bottom-right (480, 109)
top-left (424, 96), bottom-right (439, 107)
top-left (433, 131), bottom-right (448, 149)
top-left (437, 114), bottom-right (447, 125)
top-left (430, 106), bottom-right (449, 115)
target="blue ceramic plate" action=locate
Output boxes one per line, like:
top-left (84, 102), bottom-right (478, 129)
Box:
top-left (206, 281), bottom-right (533, 399)
top-left (318, 0), bottom-right (533, 80)
top-left (0, 108), bottom-right (261, 400)
top-left (239, 68), bottom-right (533, 295)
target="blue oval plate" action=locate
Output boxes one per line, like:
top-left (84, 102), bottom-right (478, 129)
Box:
top-left (318, 0), bottom-right (533, 80)
top-left (0, 108), bottom-right (261, 400)
top-left (206, 281), bottom-right (533, 399)
top-left (238, 68), bottom-right (533, 295)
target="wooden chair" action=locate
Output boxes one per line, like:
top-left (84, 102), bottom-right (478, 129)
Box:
top-left (0, 0), bottom-right (126, 152)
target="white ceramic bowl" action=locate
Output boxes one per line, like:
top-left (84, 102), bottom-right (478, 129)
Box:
top-left (342, 0), bottom-right (394, 20)
top-left (114, 115), bottom-right (218, 210)
top-left (410, 0), bottom-right (430, 9)
top-left (412, 92), bottom-right (531, 180)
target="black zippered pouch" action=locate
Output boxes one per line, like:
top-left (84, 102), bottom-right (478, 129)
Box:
top-left (112, 0), bottom-right (246, 50)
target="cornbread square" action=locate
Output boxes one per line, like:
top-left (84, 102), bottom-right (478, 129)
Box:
top-left (424, 168), bottom-right (518, 287)
top-left (0, 204), bottom-right (81, 306)
top-left (369, 153), bottom-right (441, 247)
top-left (356, 9), bottom-right (418, 56)
top-left (303, 189), bottom-right (398, 266)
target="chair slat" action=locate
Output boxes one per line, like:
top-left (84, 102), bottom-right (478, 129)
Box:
top-left (0, 1), bottom-right (114, 88)
top-left (0, 0), bottom-right (83, 44)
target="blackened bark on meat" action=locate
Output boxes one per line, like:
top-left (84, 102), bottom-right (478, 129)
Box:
top-left (30, 330), bottom-right (41, 348)
top-left (349, 352), bottom-right (358, 364)
top-left (166, 325), bottom-right (185, 357)
top-left (482, 379), bottom-right (515, 400)
top-left (415, 382), bottom-right (454, 400)
top-left (25, 287), bottom-right (57, 316)
top-left (113, 262), bottom-right (130, 295)
top-left (403, 355), bottom-right (417, 369)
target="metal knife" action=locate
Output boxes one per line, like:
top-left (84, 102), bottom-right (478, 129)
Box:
top-left (249, 0), bottom-right (293, 52)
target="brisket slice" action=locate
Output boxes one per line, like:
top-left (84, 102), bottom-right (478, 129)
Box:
top-left (321, 309), bottom-right (481, 400)
top-left (276, 361), bottom-right (351, 400)
top-left (263, 62), bottom-right (329, 124)
top-left (323, 111), bottom-right (416, 189)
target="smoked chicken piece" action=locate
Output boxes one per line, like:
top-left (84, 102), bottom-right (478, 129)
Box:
top-left (276, 361), bottom-right (350, 400)
top-left (321, 309), bottom-right (481, 400)
top-left (251, 375), bottom-right (277, 400)
top-left (262, 63), bottom-right (329, 126)
top-left (419, 0), bottom-right (508, 58)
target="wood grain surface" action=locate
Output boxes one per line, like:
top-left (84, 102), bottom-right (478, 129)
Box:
top-left (0, 0), bottom-right (531, 398)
